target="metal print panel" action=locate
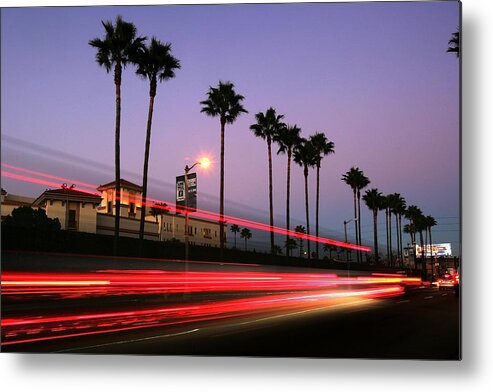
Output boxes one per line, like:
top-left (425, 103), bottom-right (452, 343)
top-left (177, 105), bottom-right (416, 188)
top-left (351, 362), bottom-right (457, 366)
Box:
top-left (1, 0), bottom-right (461, 359)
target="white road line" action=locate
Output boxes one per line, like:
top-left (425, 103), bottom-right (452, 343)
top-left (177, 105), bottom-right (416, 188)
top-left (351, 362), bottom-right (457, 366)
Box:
top-left (424, 296), bottom-right (433, 300)
top-left (56, 328), bottom-right (200, 352)
top-left (442, 293), bottom-right (448, 296)
top-left (396, 300), bottom-right (410, 304)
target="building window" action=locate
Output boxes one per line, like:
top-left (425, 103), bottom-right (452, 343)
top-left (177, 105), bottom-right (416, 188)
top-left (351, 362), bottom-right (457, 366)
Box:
top-left (204, 228), bottom-right (212, 239)
top-left (107, 201), bottom-right (112, 214)
top-left (68, 209), bottom-right (77, 230)
top-left (129, 202), bottom-right (136, 217)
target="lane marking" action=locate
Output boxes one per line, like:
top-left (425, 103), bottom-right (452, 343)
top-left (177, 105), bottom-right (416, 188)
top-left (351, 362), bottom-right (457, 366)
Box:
top-left (442, 293), bottom-right (448, 296)
top-left (424, 296), bottom-right (433, 300)
top-left (396, 300), bottom-right (410, 304)
top-left (56, 328), bottom-right (200, 352)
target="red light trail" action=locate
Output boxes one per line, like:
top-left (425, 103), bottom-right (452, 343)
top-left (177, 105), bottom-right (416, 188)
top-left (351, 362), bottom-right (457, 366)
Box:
top-left (1, 163), bottom-right (371, 251)
top-left (1, 269), bottom-right (420, 346)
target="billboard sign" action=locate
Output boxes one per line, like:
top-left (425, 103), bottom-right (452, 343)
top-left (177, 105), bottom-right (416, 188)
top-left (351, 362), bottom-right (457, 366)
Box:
top-left (415, 243), bottom-right (452, 258)
top-left (176, 172), bottom-right (197, 213)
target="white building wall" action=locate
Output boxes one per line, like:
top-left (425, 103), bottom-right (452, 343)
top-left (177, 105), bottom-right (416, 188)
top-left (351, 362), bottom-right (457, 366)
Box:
top-left (97, 213), bottom-right (158, 240)
top-left (45, 200), bottom-right (67, 228)
top-left (79, 203), bottom-right (98, 233)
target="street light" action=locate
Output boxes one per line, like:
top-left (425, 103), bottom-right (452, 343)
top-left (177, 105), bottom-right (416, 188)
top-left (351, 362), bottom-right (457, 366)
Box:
top-left (184, 157), bottom-right (210, 262)
top-left (343, 217), bottom-right (358, 262)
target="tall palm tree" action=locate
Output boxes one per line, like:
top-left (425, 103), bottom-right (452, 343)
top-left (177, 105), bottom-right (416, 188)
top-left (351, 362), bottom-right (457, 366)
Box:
top-left (200, 82), bottom-right (247, 255)
top-left (294, 138), bottom-right (318, 261)
top-left (250, 108), bottom-right (286, 255)
top-left (309, 132), bottom-right (335, 260)
top-left (405, 205), bottom-right (422, 269)
top-left (387, 193), bottom-right (405, 265)
top-left (136, 38), bottom-right (180, 251)
top-left (363, 188), bottom-right (383, 264)
top-left (274, 124), bottom-right (302, 256)
top-left (356, 171), bottom-right (370, 262)
top-left (447, 30), bottom-right (460, 58)
top-left (294, 225), bottom-right (306, 258)
top-left (403, 223), bottom-right (415, 268)
top-left (378, 195), bottom-right (389, 264)
top-left (230, 224), bottom-right (240, 249)
top-left (425, 215), bottom-right (437, 277)
top-left (393, 195), bottom-right (407, 266)
top-left (240, 227), bottom-right (252, 251)
top-left (89, 16), bottom-right (146, 255)
top-left (414, 213), bottom-right (427, 276)
top-left (341, 167), bottom-right (362, 263)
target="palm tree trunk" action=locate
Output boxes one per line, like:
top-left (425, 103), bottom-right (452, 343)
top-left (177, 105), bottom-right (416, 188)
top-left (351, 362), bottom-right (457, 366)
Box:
top-left (267, 139), bottom-right (274, 254)
top-left (244, 238), bottom-right (247, 251)
top-left (286, 150), bottom-right (292, 256)
top-left (234, 233), bottom-right (237, 249)
top-left (388, 209), bottom-right (393, 266)
top-left (419, 230), bottom-right (425, 277)
top-left (429, 227), bottom-right (434, 279)
top-left (139, 91), bottom-right (156, 252)
top-left (113, 62), bottom-right (122, 256)
top-left (398, 214), bottom-right (403, 266)
top-left (316, 164), bottom-right (320, 260)
top-left (357, 190), bottom-right (362, 263)
top-left (352, 189), bottom-right (358, 263)
top-left (373, 209), bottom-right (378, 263)
top-left (304, 166), bottom-right (311, 261)
top-left (395, 213), bottom-right (399, 266)
top-left (386, 208), bottom-right (390, 265)
top-left (219, 119), bottom-right (225, 257)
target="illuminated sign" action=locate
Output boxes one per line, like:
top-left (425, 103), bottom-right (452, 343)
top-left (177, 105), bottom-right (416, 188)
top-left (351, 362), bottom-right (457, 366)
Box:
top-left (176, 172), bottom-right (197, 213)
top-left (415, 243), bottom-right (452, 258)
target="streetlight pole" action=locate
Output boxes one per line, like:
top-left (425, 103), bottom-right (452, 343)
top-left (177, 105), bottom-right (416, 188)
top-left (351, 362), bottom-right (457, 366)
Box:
top-left (344, 217), bottom-right (358, 262)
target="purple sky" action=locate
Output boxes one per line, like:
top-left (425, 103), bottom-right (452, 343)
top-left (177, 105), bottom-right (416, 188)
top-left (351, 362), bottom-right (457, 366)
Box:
top-left (1, 1), bottom-right (460, 254)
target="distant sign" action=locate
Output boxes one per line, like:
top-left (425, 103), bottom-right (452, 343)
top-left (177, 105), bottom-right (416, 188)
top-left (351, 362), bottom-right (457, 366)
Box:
top-left (176, 172), bottom-right (197, 213)
top-left (415, 243), bottom-right (452, 258)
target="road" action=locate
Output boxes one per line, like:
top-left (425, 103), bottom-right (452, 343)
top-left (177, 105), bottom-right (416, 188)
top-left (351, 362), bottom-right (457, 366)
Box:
top-left (1, 252), bottom-right (460, 359)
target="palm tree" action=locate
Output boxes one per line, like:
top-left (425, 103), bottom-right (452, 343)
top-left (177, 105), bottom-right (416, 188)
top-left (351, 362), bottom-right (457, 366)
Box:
top-left (379, 195), bottom-right (390, 264)
top-left (387, 193), bottom-right (404, 265)
top-left (136, 38), bottom-right (180, 252)
top-left (323, 243), bottom-right (337, 259)
top-left (200, 82), bottom-right (247, 255)
top-left (294, 225), bottom-right (306, 258)
top-left (230, 224), bottom-right (240, 249)
top-left (309, 132), bottom-right (335, 260)
top-left (272, 244), bottom-right (283, 256)
top-left (447, 30), bottom-right (460, 58)
top-left (393, 195), bottom-right (407, 266)
top-left (404, 205), bottom-right (422, 269)
top-left (363, 188), bottom-right (384, 264)
top-left (403, 223), bottom-right (416, 269)
top-left (250, 108), bottom-right (286, 255)
top-left (240, 227), bottom-right (252, 251)
top-left (150, 202), bottom-right (170, 222)
top-left (425, 215), bottom-right (437, 277)
top-left (355, 171), bottom-right (370, 262)
top-left (284, 238), bottom-right (298, 256)
top-left (274, 124), bottom-right (302, 256)
top-left (341, 167), bottom-right (369, 263)
top-left (294, 138), bottom-right (318, 261)
top-left (342, 167), bottom-right (361, 262)
top-left (414, 213), bottom-right (427, 277)
top-left (89, 16), bottom-right (146, 255)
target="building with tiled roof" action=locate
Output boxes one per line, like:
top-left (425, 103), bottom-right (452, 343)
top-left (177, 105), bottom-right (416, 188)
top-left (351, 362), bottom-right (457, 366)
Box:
top-left (32, 185), bottom-right (102, 232)
top-left (96, 178), bottom-right (143, 219)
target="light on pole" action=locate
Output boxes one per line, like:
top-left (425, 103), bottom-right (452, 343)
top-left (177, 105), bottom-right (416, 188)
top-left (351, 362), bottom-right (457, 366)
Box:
top-left (344, 217), bottom-right (358, 262)
top-left (184, 157), bottom-right (211, 262)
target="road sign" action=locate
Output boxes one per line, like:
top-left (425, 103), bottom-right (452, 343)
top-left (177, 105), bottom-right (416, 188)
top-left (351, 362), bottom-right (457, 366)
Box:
top-left (176, 172), bottom-right (197, 213)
